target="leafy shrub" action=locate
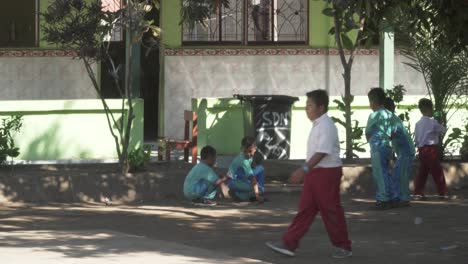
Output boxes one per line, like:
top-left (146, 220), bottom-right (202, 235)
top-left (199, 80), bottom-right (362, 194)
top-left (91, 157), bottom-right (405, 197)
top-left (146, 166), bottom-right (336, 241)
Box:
top-left (128, 144), bottom-right (152, 170)
top-left (460, 121), bottom-right (468, 161)
top-left (331, 95), bottom-right (366, 158)
top-left (0, 116), bottom-right (23, 164)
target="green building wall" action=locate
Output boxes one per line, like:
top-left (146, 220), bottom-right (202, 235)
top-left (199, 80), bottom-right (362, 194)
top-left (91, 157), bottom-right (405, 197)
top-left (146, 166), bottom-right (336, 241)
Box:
top-left (0, 99), bottom-right (144, 161)
top-left (0, 1), bottom-right (145, 162)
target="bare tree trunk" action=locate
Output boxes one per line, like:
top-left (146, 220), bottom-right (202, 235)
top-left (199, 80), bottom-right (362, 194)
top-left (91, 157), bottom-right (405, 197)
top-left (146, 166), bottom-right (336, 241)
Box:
top-left (333, 10), bottom-right (354, 161)
top-left (82, 58), bottom-right (123, 163)
top-left (343, 66), bottom-right (353, 161)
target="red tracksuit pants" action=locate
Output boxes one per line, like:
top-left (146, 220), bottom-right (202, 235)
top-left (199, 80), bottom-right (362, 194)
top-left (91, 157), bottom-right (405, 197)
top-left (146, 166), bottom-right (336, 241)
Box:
top-left (413, 145), bottom-right (448, 196)
top-left (282, 167), bottom-right (352, 251)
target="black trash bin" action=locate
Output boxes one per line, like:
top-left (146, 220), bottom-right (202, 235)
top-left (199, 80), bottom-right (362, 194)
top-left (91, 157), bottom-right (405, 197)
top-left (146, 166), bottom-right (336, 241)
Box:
top-left (234, 94), bottom-right (299, 160)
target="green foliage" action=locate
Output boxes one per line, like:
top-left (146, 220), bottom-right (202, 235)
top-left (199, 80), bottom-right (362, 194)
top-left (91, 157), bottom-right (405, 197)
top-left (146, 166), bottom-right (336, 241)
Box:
top-left (330, 96), bottom-right (366, 158)
top-left (43, 0), bottom-right (160, 60)
top-left (320, 0), bottom-right (399, 50)
top-left (460, 121), bottom-right (468, 161)
top-left (386, 84), bottom-right (415, 137)
top-left (317, 0), bottom-right (399, 160)
top-left (444, 127), bottom-right (463, 156)
top-left (42, 0), bottom-right (107, 59)
top-left (129, 144), bottom-right (152, 170)
top-left (401, 46), bottom-right (468, 120)
top-left (181, 0), bottom-right (229, 29)
top-left (400, 33), bottom-right (467, 157)
top-left (386, 84), bottom-right (405, 104)
top-left (392, 0), bottom-right (468, 158)
top-left (0, 116), bottom-right (23, 164)
top-left (391, 0), bottom-right (468, 54)
top-left (42, 0), bottom-right (160, 174)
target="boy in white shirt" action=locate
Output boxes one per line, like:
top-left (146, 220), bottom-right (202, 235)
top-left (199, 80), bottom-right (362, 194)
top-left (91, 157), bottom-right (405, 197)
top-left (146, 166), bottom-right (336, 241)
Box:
top-left (266, 90), bottom-right (352, 259)
top-left (413, 98), bottom-right (448, 199)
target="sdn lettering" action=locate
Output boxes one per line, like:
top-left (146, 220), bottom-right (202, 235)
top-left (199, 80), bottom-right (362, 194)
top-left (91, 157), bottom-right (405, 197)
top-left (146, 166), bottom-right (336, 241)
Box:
top-left (261, 111), bottom-right (289, 127)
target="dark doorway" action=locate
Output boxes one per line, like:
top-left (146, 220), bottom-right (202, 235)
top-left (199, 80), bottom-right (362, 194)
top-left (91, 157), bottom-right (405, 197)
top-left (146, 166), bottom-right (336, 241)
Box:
top-left (100, 41), bottom-right (126, 99)
top-left (100, 43), bottom-right (160, 141)
top-left (100, 3), bottom-right (160, 141)
top-left (141, 5), bottom-right (160, 140)
top-left (141, 45), bottom-right (160, 140)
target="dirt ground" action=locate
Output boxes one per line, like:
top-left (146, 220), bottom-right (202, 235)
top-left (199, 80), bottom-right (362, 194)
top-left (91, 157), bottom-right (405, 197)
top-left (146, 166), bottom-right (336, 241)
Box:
top-left (1, 162), bottom-right (468, 263)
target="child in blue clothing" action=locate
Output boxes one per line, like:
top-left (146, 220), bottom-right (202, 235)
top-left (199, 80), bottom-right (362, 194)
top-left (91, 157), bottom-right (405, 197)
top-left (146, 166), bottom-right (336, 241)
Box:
top-left (366, 88), bottom-right (395, 210)
top-left (252, 151), bottom-right (265, 195)
top-left (183, 145), bottom-right (228, 206)
top-left (226, 136), bottom-right (264, 203)
top-left (249, 151), bottom-right (267, 202)
top-left (385, 97), bottom-right (415, 207)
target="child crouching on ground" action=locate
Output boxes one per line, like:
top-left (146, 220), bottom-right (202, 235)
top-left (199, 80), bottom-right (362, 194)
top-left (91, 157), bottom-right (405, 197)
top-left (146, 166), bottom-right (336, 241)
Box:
top-left (226, 136), bottom-right (264, 203)
top-left (183, 145), bottom-right (228, 206)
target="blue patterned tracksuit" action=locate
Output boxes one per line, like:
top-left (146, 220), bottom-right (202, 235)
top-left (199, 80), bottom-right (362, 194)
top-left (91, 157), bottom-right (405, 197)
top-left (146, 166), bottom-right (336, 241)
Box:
top-left (390, 115), bottom-right (415, 202)
top-left (227, 153), bottom-right (255, 201)
top-left (366, 108), bottom-right (394, 202)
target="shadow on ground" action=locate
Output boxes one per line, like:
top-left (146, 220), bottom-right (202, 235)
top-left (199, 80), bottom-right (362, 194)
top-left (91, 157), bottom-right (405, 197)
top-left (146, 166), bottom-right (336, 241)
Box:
top-left (1, 190), bottom-right (468, 264)
top-left (1, 160), bottom-right (467, 204)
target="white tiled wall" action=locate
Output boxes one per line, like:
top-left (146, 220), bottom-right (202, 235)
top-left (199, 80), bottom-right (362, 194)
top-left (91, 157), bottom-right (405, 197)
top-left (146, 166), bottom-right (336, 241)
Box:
top-left (164, 53), bottom-right (427, 139)
top-left (0, 57), bottom-right (97, 100)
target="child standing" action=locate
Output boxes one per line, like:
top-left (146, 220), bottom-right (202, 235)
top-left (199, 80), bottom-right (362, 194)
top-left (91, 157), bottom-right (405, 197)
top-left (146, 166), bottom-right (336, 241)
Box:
top-left (183, 145), bottom-right (228, 206)
top-left (266, 89), bottom-right (352, 259)
top-left (366, 88), bottom-right (395, 210)
top-left (385, 98), bottom-right (415, 207)
top-left (226, 136), bottom-right (264, 203)
top-left (413, 98), bottom-right (448, 199)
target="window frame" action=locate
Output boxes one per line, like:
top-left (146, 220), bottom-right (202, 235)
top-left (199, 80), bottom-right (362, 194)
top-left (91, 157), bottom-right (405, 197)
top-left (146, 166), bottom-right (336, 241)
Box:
top-left (182, 0), bottom-right (309, 46)
top-left (0, 0), bottom-right (39, 48)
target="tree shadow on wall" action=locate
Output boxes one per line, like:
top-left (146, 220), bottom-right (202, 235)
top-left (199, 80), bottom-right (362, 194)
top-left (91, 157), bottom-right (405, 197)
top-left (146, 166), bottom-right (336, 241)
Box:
top-left (22, 121), bottom-right (90, 161)
top-left (196, 98), bottom-right (245, 155)
top-left (0, 100), bottom-right (145, 204)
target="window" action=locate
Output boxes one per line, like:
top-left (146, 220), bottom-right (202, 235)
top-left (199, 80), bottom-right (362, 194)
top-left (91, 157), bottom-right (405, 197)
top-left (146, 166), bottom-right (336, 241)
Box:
top-left (183, 0), bottom-right (308, 44)
top-left (183, 0), bottom-right (244, 43)
top-left (102, 0), bottom-right (123, 41)
top-left (0, 0), bottom-right (38, 47)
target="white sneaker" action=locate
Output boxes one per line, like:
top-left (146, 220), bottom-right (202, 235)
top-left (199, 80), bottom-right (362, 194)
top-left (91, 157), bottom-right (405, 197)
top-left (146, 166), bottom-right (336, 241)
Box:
top-left (265, 241), bottom-right (295, 257)
top-left (331, 247), bottom-right (352, 258)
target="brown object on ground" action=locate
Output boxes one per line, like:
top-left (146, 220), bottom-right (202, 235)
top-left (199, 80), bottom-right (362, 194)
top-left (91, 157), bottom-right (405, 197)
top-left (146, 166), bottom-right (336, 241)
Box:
top-left (162, 110), bottom-right (198, 163)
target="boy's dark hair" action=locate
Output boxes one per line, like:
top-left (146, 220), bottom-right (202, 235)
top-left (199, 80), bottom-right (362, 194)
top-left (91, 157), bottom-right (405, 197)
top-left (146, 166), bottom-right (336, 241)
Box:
top-left (418, 98), bottom-right (433, 112)
top-left (253, 151), bottom-right (264, 165)
top-left (200, 145), bottom-right (216, 160)
top-left (368, 87), bottom-right (386, 105)
top-left (306, 89), bottom-right (329, 112)
top-left (241, 136), bottom-right (256, 149)
top-left (384, 97), bottom-right (396, 113)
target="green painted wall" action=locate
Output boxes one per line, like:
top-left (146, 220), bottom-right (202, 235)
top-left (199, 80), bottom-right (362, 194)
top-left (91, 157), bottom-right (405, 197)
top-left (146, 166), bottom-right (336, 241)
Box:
top-left (0, 99), bottom-right (144, 161)
top-left (193, 98), bottom-right (244, 155)
top-left (161, 0), bottom-right (182, 48)
top-left (309, 0), bottom-right (335, 47)
top-left (39, 0), bottom-right (57, 48)
top-left (39, 0), bottom-right (98, 48)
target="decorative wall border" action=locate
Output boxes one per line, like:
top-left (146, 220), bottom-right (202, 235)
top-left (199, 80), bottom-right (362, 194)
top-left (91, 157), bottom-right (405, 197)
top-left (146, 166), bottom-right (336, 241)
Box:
top-left (0, 49), bottom-right (78, 57)
top-left (164, 48), bottom-right (381, 56)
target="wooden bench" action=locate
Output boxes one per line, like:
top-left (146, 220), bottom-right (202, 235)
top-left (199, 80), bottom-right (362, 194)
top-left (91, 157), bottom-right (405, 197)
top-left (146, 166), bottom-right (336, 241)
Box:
top-left (161, 110), bottom-right (198, 163)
